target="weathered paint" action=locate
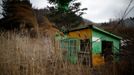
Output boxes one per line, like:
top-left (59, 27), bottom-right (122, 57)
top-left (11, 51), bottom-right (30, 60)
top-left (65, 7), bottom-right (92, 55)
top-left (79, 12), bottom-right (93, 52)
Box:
top-left (62, 29), bottom-right (92, 64)
top-left (60, 38), bottom-right (80, 64)
top-left (92, 29), bottom-right (120, 54)
top-left (60, 26), bottom-right (121, 66)
top-left (92, 29), bottom-right (121, 64)
top-left (68, 29), bottom-right (92, 39)
top-left (92, 54), bottom-right (105, 66)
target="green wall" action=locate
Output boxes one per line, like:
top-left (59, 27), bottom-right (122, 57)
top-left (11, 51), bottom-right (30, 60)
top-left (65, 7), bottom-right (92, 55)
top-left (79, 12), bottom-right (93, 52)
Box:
top-left (92, 29), bottom-right (120, 55)
top-left (59, 27), bottom-right (121, 64)
top-left (60, 38), bottom-right (80, 64)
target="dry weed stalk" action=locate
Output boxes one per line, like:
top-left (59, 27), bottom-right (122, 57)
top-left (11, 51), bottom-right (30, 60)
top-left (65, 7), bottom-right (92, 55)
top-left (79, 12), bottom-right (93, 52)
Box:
top-left (0, 32), bottom-right (92, 75)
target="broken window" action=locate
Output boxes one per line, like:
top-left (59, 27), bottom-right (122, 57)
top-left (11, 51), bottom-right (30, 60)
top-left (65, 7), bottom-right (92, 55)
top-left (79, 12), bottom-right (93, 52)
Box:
top-left (78, 39), bottom-right (90, 65)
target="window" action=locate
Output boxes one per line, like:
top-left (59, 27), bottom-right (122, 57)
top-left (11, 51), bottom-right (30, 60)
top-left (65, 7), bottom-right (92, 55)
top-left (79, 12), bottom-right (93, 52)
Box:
top-left (60, 39), bottom-right (80, 63)
top-left (78, 39), bottom-right (91, 65)
top-left (80, 39), bottom-right (90, 52)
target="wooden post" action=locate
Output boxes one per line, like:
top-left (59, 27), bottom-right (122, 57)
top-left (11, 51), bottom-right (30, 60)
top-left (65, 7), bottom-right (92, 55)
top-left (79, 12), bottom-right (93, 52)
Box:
top-left (89, 38), bottom-right (93, 67)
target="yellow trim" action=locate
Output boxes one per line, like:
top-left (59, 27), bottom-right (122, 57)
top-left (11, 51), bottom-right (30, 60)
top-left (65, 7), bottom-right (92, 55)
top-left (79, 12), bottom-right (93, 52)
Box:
top-left (68, 29), bottom-right (92, 40)
top-left (92, 54), bottom-right (105, 66)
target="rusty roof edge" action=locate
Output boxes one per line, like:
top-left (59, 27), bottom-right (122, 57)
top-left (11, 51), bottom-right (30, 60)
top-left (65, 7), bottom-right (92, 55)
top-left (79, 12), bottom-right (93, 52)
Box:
top-left (64, 24), bottom-right (92, 33)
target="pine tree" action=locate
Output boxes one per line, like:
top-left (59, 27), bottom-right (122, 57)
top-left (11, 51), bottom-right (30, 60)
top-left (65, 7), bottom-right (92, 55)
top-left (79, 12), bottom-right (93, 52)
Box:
top-left (48, 0), bottom-right (72, 12)
top-left (47, 0), bottom-right (87, 31)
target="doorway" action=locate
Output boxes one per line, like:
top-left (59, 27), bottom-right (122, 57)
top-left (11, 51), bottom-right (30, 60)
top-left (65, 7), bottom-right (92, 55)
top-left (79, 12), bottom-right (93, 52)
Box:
top-left (102, 41), bottom-right (113, 62)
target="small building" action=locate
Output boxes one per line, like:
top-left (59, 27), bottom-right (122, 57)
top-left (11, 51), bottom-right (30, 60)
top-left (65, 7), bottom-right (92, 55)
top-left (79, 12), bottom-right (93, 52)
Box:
top-left (58, 25), bottom-right (121, 67)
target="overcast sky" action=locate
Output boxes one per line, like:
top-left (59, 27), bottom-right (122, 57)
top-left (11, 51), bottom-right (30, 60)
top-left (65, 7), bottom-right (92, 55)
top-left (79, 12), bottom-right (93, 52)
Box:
top-left (30, 0), bottom-right (134, 23)
top-left (0, 0), bottom-right (134, 23)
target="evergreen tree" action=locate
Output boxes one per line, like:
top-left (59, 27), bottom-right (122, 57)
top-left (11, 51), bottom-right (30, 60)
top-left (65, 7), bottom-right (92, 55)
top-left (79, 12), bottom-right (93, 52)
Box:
top-left (48, 0), bottom-right (72, 12)
top-left (47, 0), bottom-right (87, 31)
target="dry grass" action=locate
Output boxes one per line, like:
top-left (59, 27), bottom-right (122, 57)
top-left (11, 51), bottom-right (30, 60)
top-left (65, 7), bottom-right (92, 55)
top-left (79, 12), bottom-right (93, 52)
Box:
top-left (0, 31), bottom-right (130, 75)
top-left (0, 32), bottom-right (92, 75)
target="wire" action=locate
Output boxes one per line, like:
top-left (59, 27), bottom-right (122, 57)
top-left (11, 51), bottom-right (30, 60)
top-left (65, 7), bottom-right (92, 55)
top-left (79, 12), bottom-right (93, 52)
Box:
top-left (124, 5), bottom-right (134, 18)
top-left (122, 0), bottom-right (134, 19)
top-left (113, 0), bottom-right (134, 31)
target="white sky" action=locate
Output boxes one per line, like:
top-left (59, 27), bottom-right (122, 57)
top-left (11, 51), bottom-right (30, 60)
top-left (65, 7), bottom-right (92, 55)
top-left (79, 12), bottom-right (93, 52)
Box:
top-left (0, 0), bottom-right (134, 23)
top-left (30, 0), bottom-right (134, 23)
